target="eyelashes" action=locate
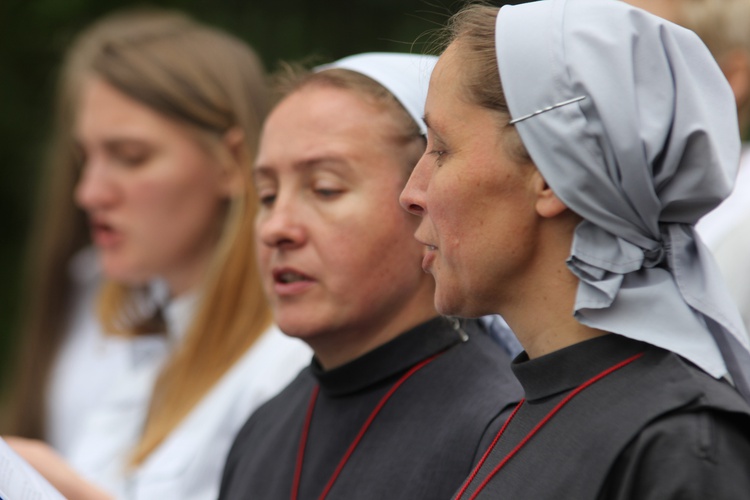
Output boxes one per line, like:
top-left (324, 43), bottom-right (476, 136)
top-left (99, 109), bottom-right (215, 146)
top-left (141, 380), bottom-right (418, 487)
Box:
top-left (426, 148), bottom-right (447, 166)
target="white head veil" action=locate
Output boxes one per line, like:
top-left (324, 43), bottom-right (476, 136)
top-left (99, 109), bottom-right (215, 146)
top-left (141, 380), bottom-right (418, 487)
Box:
top-left (316, 52), bottom-right (437, 135)
top-left (495, 0), bottom-right (750, 400)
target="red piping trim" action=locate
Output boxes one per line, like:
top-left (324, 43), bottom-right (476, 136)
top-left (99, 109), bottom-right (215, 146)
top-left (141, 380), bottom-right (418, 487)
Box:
top-left (457, 351), bottom-right (645, 500)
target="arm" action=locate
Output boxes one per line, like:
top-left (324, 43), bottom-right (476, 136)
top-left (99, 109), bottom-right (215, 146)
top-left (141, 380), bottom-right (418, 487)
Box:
top-left (5, 436), bottom-right (114, 500)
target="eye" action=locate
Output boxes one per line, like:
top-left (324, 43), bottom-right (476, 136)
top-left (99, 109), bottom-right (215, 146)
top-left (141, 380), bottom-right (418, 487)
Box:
top-left (311, 178), bottom-right (345, 199)
top-left (116, 152), bottom-right (149, 167)
top-left (256, 187), bottom-right (277, 207)
top-left (259, 194), bottom-right (276, 207)
top-left (427, 148), bottom-right (447, 166)
top-left (314, 188), bottom-right (344, 200)
top-left (109, 142), bottom-right (152, 168)
top-left (424, 132), bottom-right (449, 167)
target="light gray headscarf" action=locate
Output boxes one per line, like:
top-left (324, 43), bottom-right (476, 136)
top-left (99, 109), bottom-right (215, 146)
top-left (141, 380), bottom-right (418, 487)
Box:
top-left (316, 52), bottom-right (437, 135)
top-left (495, 0), bottom-right (750, 400)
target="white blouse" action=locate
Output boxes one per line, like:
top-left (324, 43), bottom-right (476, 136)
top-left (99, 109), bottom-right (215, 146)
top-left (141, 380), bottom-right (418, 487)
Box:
top-left (46, 248), bottom-right (167, 457)
top-left (47, 248), bottom-right (313, 499)
top-left (697, 146), bottom-right (750, 337)
top-left (67, 322), bottom-right (311, 500)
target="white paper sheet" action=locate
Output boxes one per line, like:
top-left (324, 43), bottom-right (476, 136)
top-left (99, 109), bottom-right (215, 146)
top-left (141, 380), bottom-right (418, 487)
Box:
top-left (0, 438), bottom-right (66, 500)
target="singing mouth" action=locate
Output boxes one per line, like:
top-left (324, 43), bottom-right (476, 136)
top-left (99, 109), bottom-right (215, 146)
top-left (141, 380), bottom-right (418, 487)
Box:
top-left (273, 268), bottom-right (314, 284)
top-left (89, 218), bottom-right (121, 247)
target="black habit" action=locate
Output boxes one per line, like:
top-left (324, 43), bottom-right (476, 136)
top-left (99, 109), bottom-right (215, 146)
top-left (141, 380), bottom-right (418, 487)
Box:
top-left (453, 334), bottom-right (750, 500)
top-left (219, 316), bottom-right (523, 500)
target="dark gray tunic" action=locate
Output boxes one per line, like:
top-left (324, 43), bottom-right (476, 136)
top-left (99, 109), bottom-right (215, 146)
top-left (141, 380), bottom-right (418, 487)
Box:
top-left (454, 334), bottom-right (750, 500)
top-left (218, 317), bottom-right (523, 500)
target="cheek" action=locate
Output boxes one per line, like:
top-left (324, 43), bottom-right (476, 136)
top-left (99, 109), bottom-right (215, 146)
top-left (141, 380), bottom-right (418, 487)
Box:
top-left (132, 160), bottom-right (224, 224)
top-left (255, 236), bottom-right (272, 281)
top-left (324, 206), bottom-right (422, 287)
top-left (430, 182), bottom-right (474, 248)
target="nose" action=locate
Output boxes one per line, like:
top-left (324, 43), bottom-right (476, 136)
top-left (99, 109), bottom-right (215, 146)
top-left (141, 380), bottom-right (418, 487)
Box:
top-left (257, 195), bottom-right (307, 250)
top-left (74, 159), bottom-right (119, 211)
top-left (399, 153), bottom-right (430, 216)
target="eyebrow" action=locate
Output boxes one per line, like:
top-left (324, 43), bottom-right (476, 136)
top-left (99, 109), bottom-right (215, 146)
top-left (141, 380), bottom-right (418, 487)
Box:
top-left (254, 156), bottom-right (351, 177)
top-left (422, 113), bottom-right (447, 143)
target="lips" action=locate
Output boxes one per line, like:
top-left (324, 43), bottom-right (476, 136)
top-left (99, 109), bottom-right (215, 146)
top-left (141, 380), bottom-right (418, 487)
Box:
top-left (421, 246), bottom-right (437, 273)
top-left (271, 267), bottom-right (315, 296)
top-left (89, 218), bottom-right (122, 248)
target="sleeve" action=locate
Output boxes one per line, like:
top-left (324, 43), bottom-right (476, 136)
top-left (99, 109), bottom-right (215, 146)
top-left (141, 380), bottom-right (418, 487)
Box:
top-left (216, 416), bottom-right (256, 500)
top-left (598, 409), bottom-right (750, 500)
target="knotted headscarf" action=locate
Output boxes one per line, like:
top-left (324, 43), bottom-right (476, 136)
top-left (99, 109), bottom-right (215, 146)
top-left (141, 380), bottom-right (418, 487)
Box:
top-left (316, 52), bottom-right (437, 135)
top-left (496, 0), bottom-right (750, 400)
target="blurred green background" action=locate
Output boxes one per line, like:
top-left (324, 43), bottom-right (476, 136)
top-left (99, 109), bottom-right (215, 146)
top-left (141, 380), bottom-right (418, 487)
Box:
top-left (0, 0), bottom-right (521, 392)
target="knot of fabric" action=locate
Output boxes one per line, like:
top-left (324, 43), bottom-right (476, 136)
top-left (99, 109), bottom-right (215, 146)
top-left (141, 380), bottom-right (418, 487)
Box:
top-left (642, 241), bottom-right (667, 269)
top-left (566, 221), bottom-right (671, 311)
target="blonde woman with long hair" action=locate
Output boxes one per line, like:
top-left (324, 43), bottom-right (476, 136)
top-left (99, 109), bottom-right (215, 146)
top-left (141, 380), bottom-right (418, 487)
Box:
top-left (3, 8), bottom-right (310, 499)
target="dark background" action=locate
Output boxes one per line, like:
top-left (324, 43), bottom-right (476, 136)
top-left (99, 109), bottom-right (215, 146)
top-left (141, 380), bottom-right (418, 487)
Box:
top-left (0, 0), bottom-right (526, 389)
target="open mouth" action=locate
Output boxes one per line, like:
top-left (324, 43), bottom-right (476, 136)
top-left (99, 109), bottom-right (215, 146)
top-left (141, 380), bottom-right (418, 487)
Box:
top-left (273, 269), bottom-right (313, 284)
top-left (90, 220), bottom-right (120, 247)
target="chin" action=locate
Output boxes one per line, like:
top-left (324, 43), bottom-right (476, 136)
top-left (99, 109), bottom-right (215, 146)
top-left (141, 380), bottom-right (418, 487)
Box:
top-left (433, 293), bottom-right (465, 317)
top-left (434, 289), bottom-right (487, 319)
top-left (274, 314), bottom-right (321, 342)
top-left (100, 263), bottom-right (149, 286)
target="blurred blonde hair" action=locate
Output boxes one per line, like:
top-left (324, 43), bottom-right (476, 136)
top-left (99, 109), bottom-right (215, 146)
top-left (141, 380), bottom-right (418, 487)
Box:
top-left (676, 0), bottom-right (750, 59)
top-left (5, 8), bottom-right (272, 466)
top-left (676, 0), bottom-right (750, 133)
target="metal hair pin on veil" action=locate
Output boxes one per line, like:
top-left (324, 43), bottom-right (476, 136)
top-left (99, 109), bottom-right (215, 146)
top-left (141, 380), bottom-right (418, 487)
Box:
top-left (508, 95), bottom-right (587, 125)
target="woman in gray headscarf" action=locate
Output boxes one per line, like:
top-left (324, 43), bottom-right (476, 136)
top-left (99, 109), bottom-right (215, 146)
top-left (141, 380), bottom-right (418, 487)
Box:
top-left (400, 0), bottom-right (750, 498)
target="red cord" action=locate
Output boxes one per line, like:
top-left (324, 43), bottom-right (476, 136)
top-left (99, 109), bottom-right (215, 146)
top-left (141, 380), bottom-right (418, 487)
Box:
top-left (457, 351), bottom-right (645, 500)
top-left (291, 385), bottom-right (320, 500)
top-left (453, 398), bottom-right (525, 500)
top-left (291, 352), bottom-right (442, 500)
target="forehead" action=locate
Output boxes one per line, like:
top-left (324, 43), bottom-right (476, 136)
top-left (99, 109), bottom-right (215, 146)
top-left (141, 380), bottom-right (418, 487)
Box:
top-left (77, 76), bottom-right (179, 139)
top-left (256, 85), bottom-right (402, 171)
top-left (423, 43), bottom-right (469, 125)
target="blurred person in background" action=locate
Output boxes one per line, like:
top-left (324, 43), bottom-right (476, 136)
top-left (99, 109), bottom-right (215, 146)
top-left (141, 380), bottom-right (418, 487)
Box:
top-left (218, 52), bottom-right (523, 500)
top-left (2, 8), bottom-right (310, 499)
top-left (625, 0), bottom-right (750, 336)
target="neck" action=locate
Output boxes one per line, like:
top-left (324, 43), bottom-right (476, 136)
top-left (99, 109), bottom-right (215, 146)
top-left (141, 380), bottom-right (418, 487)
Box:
top-left (312, 287), bottom-right (438, 371)
top-left (501, 214), bottom-right (608, 359)
top-left (508, 309), bottom-right (609, 359)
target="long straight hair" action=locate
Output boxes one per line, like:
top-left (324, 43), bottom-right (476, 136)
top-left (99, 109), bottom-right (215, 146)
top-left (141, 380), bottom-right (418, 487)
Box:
top-left (4, 8), bottom-right (273, 466)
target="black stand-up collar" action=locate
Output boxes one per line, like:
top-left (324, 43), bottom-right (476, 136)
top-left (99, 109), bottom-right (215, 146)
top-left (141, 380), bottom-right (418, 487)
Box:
top-left (512, 334), bottom-right (649, 402)
top-left (311, 316), bottom-right (467, 397)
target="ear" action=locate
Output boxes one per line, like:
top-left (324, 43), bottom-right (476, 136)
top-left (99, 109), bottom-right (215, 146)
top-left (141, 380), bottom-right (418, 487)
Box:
top-left (531, 169), bottom-right (567, 218)
top-left (217, 127), bottom-right (248, 198)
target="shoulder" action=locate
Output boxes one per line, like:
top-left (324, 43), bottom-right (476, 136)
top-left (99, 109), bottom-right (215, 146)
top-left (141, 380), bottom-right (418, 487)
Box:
top-left (598, 351), bottom-right (750, 500)
top-left (227, 366), bottom-right (314, 451)
top-left (229, 326), bottom-right (312, 392)
top-left (600, 406), bottom-right (750, 500)
top-left (220, 367), bottom-right (313, 492)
